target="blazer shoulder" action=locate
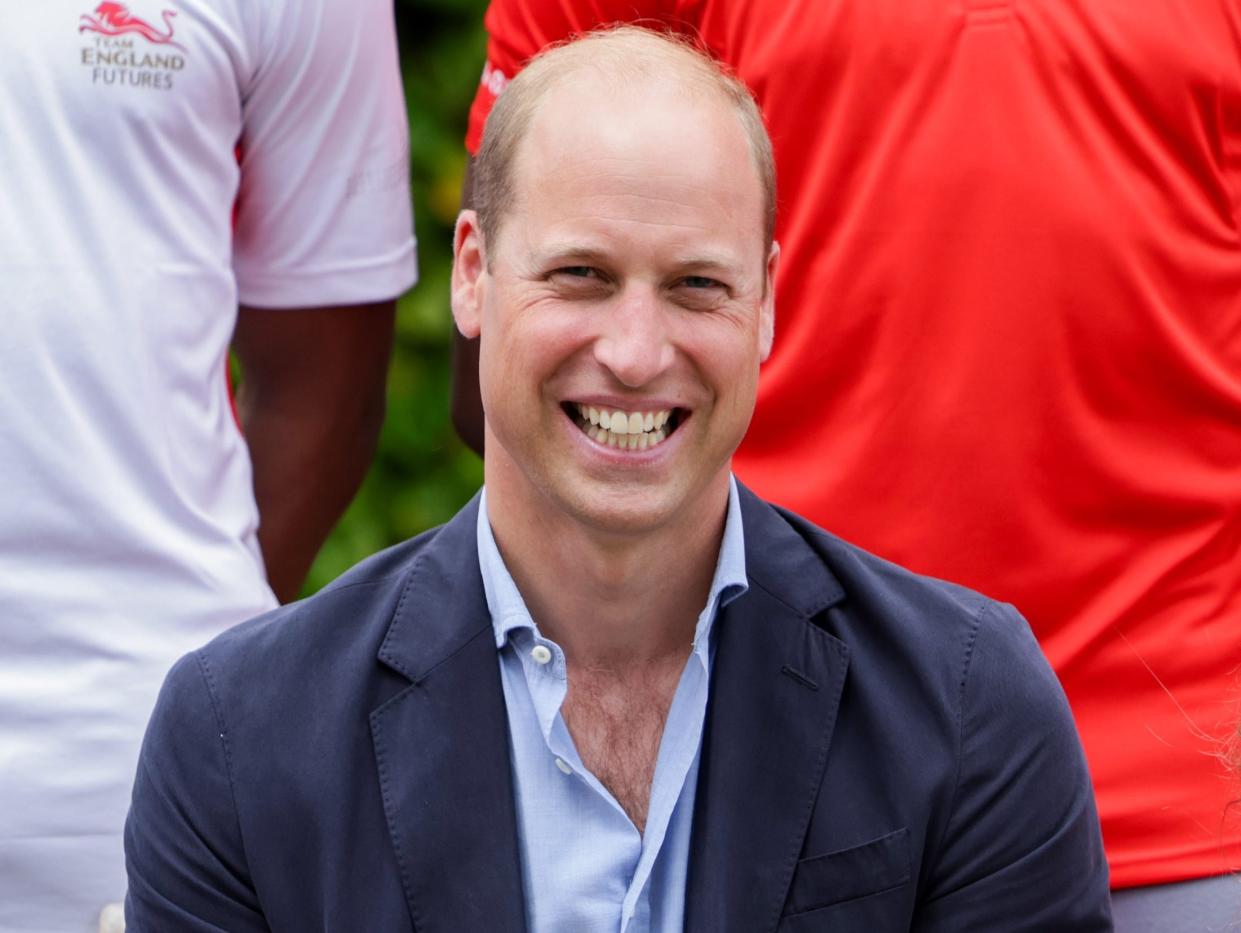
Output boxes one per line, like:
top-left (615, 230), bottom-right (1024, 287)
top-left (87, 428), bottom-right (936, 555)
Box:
top-left (749, 496), bottom-right (1050, 699)
top-left (765, 500), bottom-right (1005, 632)
top-left (208, 522), bottom-right (440, 659)
top-left (184, 510), bottom-right (471, 733)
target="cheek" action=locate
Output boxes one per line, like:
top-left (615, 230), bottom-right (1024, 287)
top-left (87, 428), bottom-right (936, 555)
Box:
top-left (689, 323), bottom-right (764, 390)
top-left (479, 308), bottom-right (593, 403)
top-left (719, 369), bottom-right (761, 425)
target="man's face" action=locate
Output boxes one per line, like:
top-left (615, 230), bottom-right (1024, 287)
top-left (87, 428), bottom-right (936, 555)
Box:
top-left (455, 74), bottom-right (777, 538)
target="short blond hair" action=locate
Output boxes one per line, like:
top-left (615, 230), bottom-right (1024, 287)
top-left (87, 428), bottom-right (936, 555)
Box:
top-left (473, 25), bottom-right (776, 254)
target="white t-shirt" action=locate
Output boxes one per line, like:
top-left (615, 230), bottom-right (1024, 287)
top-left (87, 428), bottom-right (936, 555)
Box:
top-left (0, 1), bottom-right (417, 928)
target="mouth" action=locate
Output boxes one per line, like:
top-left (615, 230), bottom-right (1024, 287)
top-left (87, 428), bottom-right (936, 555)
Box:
top-left (564, 402), bottom-right (686, 451)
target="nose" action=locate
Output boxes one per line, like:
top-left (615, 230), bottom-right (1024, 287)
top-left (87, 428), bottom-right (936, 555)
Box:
top-left (592, 285), bottom-right (676, 387)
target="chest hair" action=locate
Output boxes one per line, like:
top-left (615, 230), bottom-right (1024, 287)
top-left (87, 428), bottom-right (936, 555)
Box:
top-left (561, 657), bottom-right (687, 834)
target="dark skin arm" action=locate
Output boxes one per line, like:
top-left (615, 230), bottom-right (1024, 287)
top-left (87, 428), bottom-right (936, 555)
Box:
top-left (451, 158), bottom-right (486, 456)
top-left (232, 302), bottom-right (396, 602)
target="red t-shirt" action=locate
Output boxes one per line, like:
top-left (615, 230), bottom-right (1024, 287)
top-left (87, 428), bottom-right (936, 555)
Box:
top-left (468, 0), bottom-right (1241, 888)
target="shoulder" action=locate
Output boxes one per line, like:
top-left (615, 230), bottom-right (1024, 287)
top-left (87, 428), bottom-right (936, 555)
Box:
top-left (747, 492), bottom-right (1014, 651)
top-left (208, 527), bottom-right (431, 662)
top-left (185, 513), bottom-right (464, 732)
top-left (740, 489), bottom-right (1055, 727)
top-left (244, 0), bottom-right (396, 56)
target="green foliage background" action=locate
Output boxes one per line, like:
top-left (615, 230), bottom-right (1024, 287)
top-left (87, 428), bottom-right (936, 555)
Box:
top-left (302, 0), bottom-right (490, 593)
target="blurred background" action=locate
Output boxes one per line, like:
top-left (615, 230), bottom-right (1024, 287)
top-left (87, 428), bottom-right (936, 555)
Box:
top-left (301, 0), bottom-right (489, 593)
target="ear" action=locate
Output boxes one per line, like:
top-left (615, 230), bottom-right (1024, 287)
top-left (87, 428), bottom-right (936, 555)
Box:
top-left (451, 210), bottom-right (487, 339)
top-left (759, 240), bottom-right (779, 362)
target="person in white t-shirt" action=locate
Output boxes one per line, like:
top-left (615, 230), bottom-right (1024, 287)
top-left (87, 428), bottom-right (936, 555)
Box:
top-left (0, 1), bottom-right (417, 929)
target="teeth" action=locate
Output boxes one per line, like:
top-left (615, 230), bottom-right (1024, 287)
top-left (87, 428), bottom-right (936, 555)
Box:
top-left (584, 424), bottom-right (671, 450)
top-left (575, 407), bottom-right (672, 432)
top-left (572, 405), bottom-right (676, 451)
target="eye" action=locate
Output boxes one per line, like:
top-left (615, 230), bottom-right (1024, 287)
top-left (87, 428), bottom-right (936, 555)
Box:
top-left (553, 266), bottom-right (601, 280)
top-left (680, 275), bottom-right (726, 291)
top-left (546, 265), bottom-right (613, 298)
top-left (672, 276), bottom-right (731, 308)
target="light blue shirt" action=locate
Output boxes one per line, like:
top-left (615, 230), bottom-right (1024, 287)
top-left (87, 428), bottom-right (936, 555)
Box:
top-left (476, 479), bottom-right (748, 933)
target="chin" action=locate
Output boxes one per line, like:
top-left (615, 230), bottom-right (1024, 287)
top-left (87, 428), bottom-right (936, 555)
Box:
top-left (552, 481), bottom-right (683, 537)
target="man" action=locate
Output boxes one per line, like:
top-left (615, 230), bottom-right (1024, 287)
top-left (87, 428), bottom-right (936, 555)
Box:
top-left (1, 1), bottom-right (414, 929)
top-left (125, 27), bottom-right (1110, 931)
top-left (453, 2), bottom-right (1241, 923)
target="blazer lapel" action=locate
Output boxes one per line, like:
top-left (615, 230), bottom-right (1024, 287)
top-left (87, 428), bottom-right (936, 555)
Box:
top-left (685, 487), bottom-right (851, 933)
top-left (370, 496), bottom-right (528, 933)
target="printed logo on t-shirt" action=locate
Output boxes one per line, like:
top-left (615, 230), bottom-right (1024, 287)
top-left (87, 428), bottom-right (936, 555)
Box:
top-left (78, 3), bottom-right (187, 91)
top-left (480, 60), bottom-right (509, 98)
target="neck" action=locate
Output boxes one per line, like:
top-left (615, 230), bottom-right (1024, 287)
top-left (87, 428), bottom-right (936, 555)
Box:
top-left (484, 464), bottom-right (729, 670)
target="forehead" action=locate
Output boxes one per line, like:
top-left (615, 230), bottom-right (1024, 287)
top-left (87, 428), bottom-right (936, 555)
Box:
top-left (504, 74), bottom-right (766, 258)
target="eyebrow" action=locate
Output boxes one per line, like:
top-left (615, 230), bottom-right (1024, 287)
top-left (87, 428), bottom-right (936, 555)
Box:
top-left (533, 245), bottom-right (613, 267)
top-left (671, 254), bottom-right (743, 274)
top-left (533, 244), bottom-right (745, 274)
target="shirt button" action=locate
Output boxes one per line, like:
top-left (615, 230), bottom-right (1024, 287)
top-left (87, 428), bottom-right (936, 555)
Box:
top-left (554, 757), bottom-right (572, 775)
top-left (531, 644), bottom-right (553, 665)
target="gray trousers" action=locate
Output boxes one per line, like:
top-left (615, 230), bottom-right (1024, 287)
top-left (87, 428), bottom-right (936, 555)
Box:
top-left (1111, 873), bottom-right (1241, 932)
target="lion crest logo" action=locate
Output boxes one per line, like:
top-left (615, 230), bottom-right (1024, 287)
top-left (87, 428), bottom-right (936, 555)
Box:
top-left (79, 3), bottom-right (185, 51)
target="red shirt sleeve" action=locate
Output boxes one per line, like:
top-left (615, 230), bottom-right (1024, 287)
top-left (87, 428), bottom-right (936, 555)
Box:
top-left (466, 0), bottom-right (678, 154)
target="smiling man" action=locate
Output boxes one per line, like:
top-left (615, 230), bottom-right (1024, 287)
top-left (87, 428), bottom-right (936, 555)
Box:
top-left (124, 27), bottom-right (1111, 932)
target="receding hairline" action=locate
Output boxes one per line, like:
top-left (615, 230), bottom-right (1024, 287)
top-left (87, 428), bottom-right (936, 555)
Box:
top-left (514, 26), bottom-right (746, 104)
top-left (472, 25), bottom-right (777, 254)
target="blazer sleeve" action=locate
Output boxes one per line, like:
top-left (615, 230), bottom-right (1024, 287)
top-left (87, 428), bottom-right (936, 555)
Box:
top-left (124, 651), bottom-right (270, 932)
top-left (915, 602), bottom-right (1113, 932)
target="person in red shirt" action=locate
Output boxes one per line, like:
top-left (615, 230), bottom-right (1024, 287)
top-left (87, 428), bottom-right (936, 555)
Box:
top-left (452, 1), bottom-right (1241, 925)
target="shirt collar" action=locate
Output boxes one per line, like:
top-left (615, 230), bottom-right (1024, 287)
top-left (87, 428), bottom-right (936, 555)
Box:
top-left (477, 477), bottom-right (749, 651)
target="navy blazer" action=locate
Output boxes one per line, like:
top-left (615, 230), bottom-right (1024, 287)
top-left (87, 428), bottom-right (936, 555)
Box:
top-left (125, 487), bottom-right (1112, 931)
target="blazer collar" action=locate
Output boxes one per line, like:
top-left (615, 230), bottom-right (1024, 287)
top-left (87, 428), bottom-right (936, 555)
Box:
top-left (374, 485), bottom-right (845, 679)
top-left (371, 493), bottom-right (528, 933)
top-left (376, 492), bottom-right (492, 682)
top-left (685, 484), bottom-right (851, 932)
